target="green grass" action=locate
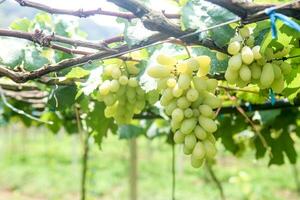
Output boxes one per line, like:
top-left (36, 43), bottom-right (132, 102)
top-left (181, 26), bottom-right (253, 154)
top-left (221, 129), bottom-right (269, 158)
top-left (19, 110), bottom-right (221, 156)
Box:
top-left (0, 125), bottom-right (299, 200)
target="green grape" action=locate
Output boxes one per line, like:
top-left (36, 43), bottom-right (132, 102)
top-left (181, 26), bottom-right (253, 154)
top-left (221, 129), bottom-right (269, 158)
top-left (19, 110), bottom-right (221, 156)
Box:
top-left (239, 27), bottom-right (250, 38)
top-left (173, 131), bottom-right (185, 144)
top-left (271, 76), bottom-right (284, 93)
top-left (230, 35), bottom-right (243, 43)
top-left (192, 109), bottom-right (200, 117)
top-left (216, 52), bottom-right (227, 61)
top-left (191, 156), bottom-right (205, 168)
top-left (177, 62), bottom-right (190, 74)
top-left (236, 77), bottom-right (248, 88)
top-left (128, 78), bottom-right (138, 87)
top-left (178, 74), bottom-right (191, 90)
top-left (172, 108), bottom-right (184, 123)
top-left (147, 65), bottom-right (171, 78)
top-left (225, 68), bottom-right (238, 84)
top-left (239, 65), bottom-right (251, 82)
top-left (157, 78), bottom-right (168, 90)
top-left (198, 105), bottom-right (213, 118)
top-left (280, 62), bottom-right (291, 75)
top-left (252, 46), bottom-right (262, 60)
top-left (203, 140), bottom-right (217, 159)
top-left (111, 67), bottom-right (122, 79)
top-left (172, 84), bottom-right (183, 97)
top-left (103, 93), bottom-right (117, 106)
top-left (103, 65), bottom-right (115, 76)
top-left (167, 78), bottom-right (177, 88)
top-left (119, 75), bottom-right (128, 85)
top-left (157, 54), bottom-right (177, 66)
top-left (250, 63), bottom-right (261, 79)
top-left (203, 92), bottom-right (222, 109)
top-left (260, 63), bottom-right (274, 88)
top-left (127, 87), bottom-right (136, 100)
top-left (184, 134), bottom-right (197, 149)
top-left (180, 118), bottom-right (197, 135)
top-left (171, 119), bottom-right (181, 132)
top-left (228, 54), bottom-right (242, 71)
top-left (99, 80), bottom-right (111, 96)
top-left (184, 108), bottom-right (194, 118)
top-left (165, 100), bottom-right (177, 116)
top-left (110, 80), bottom-right (120, 92)
top-left (241, 46), bottom-right (254, 64)
top-left (186, 58), bottom-right (199, 71)
top-left (191, 96), bottom-right (204, 108)
top-left (272, 64), bottom-right (282, 79)
top-left (192, 76), bottom-right (207, 92)
top-left (228, 41), bottom-right (241, 55)
top-left (192, 142), bottom-right (206, 159)
top-left (177, 96), bottom-right (191, 109)
top-left (183, 145), bottom-right (193, 155)
top-left (104, 105), bottom-right (117, 118)
top-left (194, 125), bottom-right (207, 140)
top-left (186, 88), bottom-right (199, 102)
top-left (126, 62), bottom-right (140, 75)
top-left (198, 116), bottom-right (217, 133)
top-left (196, 56), bottom-right (211, 76)
top-left (206, 132), bottom-right (216, 144)
top-left (206, 79), bottom-right (218, 93)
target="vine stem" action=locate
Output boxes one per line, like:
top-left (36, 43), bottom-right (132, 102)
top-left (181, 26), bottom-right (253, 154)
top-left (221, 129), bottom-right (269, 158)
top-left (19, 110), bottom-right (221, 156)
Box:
top-left (171, 133), bottom-right (176, 200)
top-left (75, 106), bottom-right (90, 200)
top-left (129, 138), bottom-right (138, 200)
top-left (206, 163), bottom-right (226, 200)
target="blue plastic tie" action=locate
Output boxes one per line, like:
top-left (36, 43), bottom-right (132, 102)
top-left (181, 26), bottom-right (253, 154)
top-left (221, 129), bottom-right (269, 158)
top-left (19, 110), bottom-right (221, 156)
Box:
top-left (269, 89), bottom-right (276, 106)
top-left (265, 7), bottom-right (300, 39)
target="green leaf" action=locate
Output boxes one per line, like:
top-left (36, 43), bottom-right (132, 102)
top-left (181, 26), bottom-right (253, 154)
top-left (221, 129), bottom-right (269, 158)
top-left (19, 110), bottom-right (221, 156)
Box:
top-left (24, 48), bottom-right (49, 71)
top-left (85, 101), bottom-right (115, 147)
top-left (48, 86), bottom-right (78, 111)
top-left (0, 38), bottom-right (25, 68)
top-left (40, 112), bottom-right (62, 134)
top-left (118, 124), bottom-right (145, 139)
top-left (10, 18), bottom-right (32, 31)
top-left (210, 25), bottom-right (235, 47)
top-left (65, 67), bottom-right (90, 79)
top-left (258, 109), bottom-right (281, 126)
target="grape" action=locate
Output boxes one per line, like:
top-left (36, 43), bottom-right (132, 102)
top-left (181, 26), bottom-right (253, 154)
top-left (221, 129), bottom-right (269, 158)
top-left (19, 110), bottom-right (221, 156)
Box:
top-left (128, 78), bottom-right (138, 87)
top-left (203, 140), bottom-right (217, 159)
top-left (186, 58), bottom-right (199, 71)
top-left (172, 108), bottom-right (184, 123)
top-left (184, 134), bottom-right (197, 149)
top-left (272, 64), bottom-right (282, 79)
top-left (228, 54), bottom-right (242, 71)
top-left (112, 67), bottom-right (122, 79)
top-left (260, 63), bottom-right (274, 88)
top-left (191, 155), bottom-right (205, 168)
top-left (192, 142), bottom-right (206, 159)
top-left (147, 65), bottom-right (171, 78)
top-left (183, 145), bottom-right (193, 155)
top-left (110, 80), bottom-right (120, 92)
top-left (206, 79), bottom-right (218, 93)
top-left (186, 88), bottom-right (199, 102)
top-left (157, 54), bottom-right (177, 66)
top-left (203, 92), bottom-right (222, 109)
top-left (119, 75), bottom-right (128, 85)
top-left (194, 125), bottom-right (207, 140)
top-left (245, 36), bottom-right (255, 47)
top-left (225, 69), bottom-right (238, 84)
top-left (184, 108), bottom-right (194, 118)
top-left (250, 63), bottom-right (261, 79)
top-left (196, 56), bottom-right (211, 76)
top-left (99, 80), bottom-right (111, 96)
top-left (252, 46), bottom-right (262, 60)
top-left (180, 118), bottom-right (197, 135)
top-left (146, 90), bottom-right (159, 105)
top-left (216, 52), bottom-right (227, 61)
top-left (157, 78), bottom-right (168, 90)
top-left (177, 62), bottom-right (189, 74)
top-left (177, 96), bottom-right (191, 109)
top-left (192, 76), bottom-right (207, 92)
top-left (178, 74), bottom-right (191, 90)
top-left (198, 105), bottom-right (213, 118)
top-left (198, 116), bottom-right (217, 133)
top-left (172, 84), bottom-right (183, 97)
top-left (173, 130), bottom-right (185, 144)
top-left (239, 27), bottom-right (250, 38)
top-left (241, 46), bottom-right (254, 64)
top-left (167, 78), bottom-right (177, 88)
top-left (228, 41), bottom-right (241, 55)
top-left (165, 100), bottom-right (177, 116)
top-left (127, 62), bottom-right (140, 75)
top-left (271, 76), bottom-right (284, 93)
top-left (239, 65), bottom-right (251, 82)
top-left (280, 62), bottom-right (291, 75)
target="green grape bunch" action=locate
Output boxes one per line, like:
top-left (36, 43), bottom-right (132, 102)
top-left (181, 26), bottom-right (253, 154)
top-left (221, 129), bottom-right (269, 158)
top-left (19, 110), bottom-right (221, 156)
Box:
top-left (147, 54), bottom-right (222, 168)
top-left (224, 27), bottom-right (292, 93)
top-left (97, 61), bottom-right (149, 124)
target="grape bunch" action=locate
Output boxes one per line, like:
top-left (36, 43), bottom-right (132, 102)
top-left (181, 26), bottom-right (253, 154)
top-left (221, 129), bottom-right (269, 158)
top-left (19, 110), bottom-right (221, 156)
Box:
top-left (224, 27), bottom-right (292, 93)
top-left (147, 54), bottom-right (222, 168)
top-left (98, 62), bottom-right (146, 124)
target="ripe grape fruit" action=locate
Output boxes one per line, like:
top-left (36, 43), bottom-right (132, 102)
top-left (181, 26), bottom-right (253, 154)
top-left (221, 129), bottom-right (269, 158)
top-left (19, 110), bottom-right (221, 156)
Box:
top-left (147, 54), bottom-right (221, 168)
top-left (224, 26), bottom-right (290, 93)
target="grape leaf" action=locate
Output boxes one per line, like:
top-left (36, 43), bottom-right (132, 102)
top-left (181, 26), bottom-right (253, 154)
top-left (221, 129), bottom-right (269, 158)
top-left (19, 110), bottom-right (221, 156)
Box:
top-left (24, 48), bottom-right (49, 71)
top-left (118, 124), bottom-right (145, 139)
top-left (66, 67), bottom-right (90, 79)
